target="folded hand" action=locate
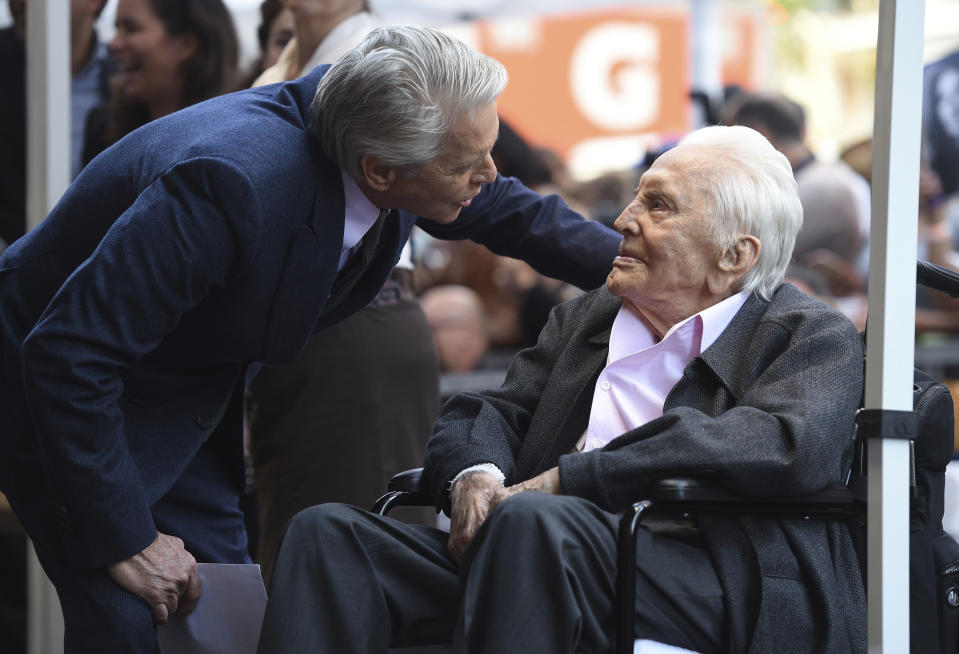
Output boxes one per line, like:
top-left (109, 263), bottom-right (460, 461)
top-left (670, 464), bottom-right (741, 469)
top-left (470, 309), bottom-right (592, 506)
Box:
top-left (489, 467), bottom-right (562, 510)
top-left (107, 532), bottom-right (201, 624)
top-left (447, 471), bottom-right (501, 562)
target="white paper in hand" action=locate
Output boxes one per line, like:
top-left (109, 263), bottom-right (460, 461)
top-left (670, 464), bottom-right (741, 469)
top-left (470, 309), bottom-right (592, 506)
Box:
top-left (157, 563), bottom-right (267, 654)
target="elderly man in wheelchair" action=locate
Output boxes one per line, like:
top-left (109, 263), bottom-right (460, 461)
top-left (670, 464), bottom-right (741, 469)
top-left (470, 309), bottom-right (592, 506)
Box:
top-left (256, 125), bottom-right (866, 654)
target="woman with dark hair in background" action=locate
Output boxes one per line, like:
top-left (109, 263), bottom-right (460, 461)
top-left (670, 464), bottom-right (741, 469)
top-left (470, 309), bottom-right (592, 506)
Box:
top-left (82, 0), bottom-right (239, 165)
top-left (239, 0), bottom-right (295, 89)
top-left (253, 0), bottom-right (373, 86)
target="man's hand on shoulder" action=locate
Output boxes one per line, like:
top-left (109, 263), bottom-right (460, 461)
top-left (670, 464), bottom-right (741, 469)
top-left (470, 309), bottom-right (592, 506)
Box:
top-left (106, 532), bottom-right (201, 624)
top-left (448, 471), bottom-right (501, 562)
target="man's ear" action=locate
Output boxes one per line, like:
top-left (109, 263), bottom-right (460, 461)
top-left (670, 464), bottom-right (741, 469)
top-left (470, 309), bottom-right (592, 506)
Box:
top-left (360, 154), bottom-right (398, 192)
top-left (708, 234), bottom-right (761, 294)
top-left (719, 234), bottom-right (761, 276)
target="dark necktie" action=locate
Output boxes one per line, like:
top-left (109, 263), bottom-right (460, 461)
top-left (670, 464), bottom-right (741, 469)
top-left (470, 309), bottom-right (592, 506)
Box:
top-left (322, 208), bottom-right (389, 315)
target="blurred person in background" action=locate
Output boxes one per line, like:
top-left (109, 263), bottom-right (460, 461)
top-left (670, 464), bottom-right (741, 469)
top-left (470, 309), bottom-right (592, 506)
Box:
top-left (914, 158), bottom-right (959, 333)
top-left (924, 52), bottom-right (959, 196)
top-left (259, 1), bottom-right (295, 71)
top-left (0, 0), bottom-right (112, 251)
top-left (419, 285), bottom-right (490, 373)
top-left (842, 137), bottom-right (959, 335)
top-left (82, 0), bottom-right (239, 165)
top-left (253, 0), bottom-right (375, 87)
top-left (727, 92), bottom-right (871, 300)
top-left (239, 0), bottom-right (294, 89)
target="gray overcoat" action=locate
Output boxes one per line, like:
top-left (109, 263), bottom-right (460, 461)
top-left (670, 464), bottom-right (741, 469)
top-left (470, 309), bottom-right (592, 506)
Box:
top-left (425, 283), bottom-right (866, 653)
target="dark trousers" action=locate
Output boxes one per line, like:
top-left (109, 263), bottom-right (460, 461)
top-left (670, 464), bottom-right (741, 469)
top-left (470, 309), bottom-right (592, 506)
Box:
top-left (257, 493), bottom-right (726, 654)
top-left (7, 439), bottom-right (250, 654)
top-left (249, 291), bottom-right (440, 588)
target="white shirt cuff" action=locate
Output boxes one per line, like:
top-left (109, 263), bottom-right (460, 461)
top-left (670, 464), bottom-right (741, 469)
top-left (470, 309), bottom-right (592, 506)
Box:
top-left (449, 463), bottom-right (505, 490)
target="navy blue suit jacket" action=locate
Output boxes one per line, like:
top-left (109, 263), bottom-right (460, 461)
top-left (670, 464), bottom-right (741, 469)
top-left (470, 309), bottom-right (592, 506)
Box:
top-left (0, 66), bottom-right (619, 570)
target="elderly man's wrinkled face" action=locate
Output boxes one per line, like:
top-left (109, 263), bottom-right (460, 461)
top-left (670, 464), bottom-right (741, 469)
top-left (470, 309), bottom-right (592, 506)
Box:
top-left (385, 102), bottom-right (499, 224)
top-left (607, 145), bottom-right (728, 324)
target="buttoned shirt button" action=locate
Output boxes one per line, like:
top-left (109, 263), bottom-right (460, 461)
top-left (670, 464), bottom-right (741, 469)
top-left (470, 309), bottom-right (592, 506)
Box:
top-left (600, 381), bottom-right (611, 391)
top-left (195, 415), bottom-right (215, 429)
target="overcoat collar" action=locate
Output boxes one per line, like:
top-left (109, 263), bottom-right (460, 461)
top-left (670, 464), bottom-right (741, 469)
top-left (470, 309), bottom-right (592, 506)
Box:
top-left (691, 289), bottom-right (771, 400)
top-left (515, 286), bottom-right (773, 478)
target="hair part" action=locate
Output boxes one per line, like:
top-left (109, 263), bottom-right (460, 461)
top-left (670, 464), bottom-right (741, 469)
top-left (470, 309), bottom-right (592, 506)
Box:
top-left (679, 125), bottom-right (803, 300)
top-left (310, 25), bottom-right (508, 180)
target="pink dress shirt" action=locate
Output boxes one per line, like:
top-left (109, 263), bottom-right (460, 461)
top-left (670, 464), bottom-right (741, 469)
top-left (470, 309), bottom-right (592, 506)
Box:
top-left (450, 291), bottom-right (750, 488)
top-left (580, 290), bottom-right (749, 452)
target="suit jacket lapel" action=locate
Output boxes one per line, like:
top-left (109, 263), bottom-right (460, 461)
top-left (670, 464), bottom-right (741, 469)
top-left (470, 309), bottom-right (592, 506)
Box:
top-left (259, 144), bottom-right (343, 363)
top-left (312, 208), bottom-right (408, 331)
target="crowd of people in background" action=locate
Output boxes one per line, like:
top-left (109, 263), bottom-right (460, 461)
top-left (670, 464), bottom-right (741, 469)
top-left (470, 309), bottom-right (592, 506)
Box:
top-left (5, 0), bottom-right (959, 370)
top-left (1, 1), bottom-right (959, 652)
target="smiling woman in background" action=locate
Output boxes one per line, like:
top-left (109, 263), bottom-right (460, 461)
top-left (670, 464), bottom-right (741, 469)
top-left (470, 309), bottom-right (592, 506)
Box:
top-left (82, 0), bottom-right (238, 166)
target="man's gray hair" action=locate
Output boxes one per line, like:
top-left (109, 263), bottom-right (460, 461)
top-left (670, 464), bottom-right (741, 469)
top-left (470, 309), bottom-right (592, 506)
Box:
top-left (310, 25), bottom-right (508, 180)
top-left (680, 125), bottom-right (803, 300)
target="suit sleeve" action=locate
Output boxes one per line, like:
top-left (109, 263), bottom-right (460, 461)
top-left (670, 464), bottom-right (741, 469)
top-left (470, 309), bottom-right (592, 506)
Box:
top-left (413, 175), bottom-right (620, 291)
top-left (424, 296), bottom-right (578, 509)
top-left (559, 307), bottom-right (865, 512)
top-left (20, 157), bottom-right (262, 570)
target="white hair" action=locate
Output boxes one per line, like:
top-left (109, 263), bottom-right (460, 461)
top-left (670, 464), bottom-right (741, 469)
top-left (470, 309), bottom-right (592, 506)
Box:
top-left (679, 125), bottom-right (803, 300)
top-left (310, 25), bottom-right (508, 179)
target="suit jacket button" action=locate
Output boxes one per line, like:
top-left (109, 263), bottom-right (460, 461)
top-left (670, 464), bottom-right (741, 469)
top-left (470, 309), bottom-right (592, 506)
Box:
top-left (195, 416), bottom-right (214, 429)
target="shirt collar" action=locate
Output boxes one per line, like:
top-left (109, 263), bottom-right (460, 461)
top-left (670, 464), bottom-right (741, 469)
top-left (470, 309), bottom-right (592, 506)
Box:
top-left (609, 289), bottom-right (750, 363)
top-left (340, 168), bottom-right (381, 254)
top-left (340, 168), bottom-right (380, 219)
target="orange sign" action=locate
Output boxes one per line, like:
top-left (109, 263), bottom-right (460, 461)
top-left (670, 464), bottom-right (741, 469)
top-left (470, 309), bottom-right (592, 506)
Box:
top-left (469, 7), bottom-right (762, 161)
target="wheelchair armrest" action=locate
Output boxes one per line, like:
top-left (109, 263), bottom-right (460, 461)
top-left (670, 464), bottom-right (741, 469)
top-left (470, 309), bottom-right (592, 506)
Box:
top-left (372, 467), bottom-right (433, 515)
top-left (614, 476), bottom-right (858, 654)
top-left (640, 476), bottom-right (858, 520)
top-left (387, 467), bottom-right (427, 493)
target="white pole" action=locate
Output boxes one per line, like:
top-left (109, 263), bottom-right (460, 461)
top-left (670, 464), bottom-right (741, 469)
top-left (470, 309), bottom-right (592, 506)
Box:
top-left (26, 0), bottom-right (70, 652)
top-left (866, 0), bottom-right (924, 652)
top-left (26, 0), bottom-right (71, 227)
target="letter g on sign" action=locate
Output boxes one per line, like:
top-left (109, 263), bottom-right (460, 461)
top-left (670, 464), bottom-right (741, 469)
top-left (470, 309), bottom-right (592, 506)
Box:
top-left (569, 22), bottom-right (660, 132)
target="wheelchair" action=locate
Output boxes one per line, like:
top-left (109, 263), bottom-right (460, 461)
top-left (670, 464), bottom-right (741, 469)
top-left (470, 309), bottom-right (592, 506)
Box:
top-left (372, 260), bottom-right (959, 654)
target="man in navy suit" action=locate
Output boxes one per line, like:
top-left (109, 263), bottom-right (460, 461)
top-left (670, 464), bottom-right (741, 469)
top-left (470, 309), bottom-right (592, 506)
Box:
top-left (0, 25), bottom-right (618, 652)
